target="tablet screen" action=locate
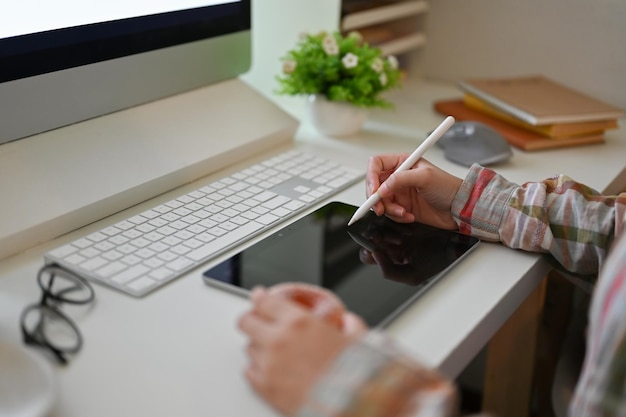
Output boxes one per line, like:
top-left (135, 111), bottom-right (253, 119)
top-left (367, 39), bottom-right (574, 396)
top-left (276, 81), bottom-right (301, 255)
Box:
top-left (202, 201), bottom-right (479, 327)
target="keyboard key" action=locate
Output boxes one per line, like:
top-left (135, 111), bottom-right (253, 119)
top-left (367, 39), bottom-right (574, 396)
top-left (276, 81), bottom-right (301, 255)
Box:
top-left (253, 191), bottom-right (276, 202)
top-left (165, 200), bottom-right (184, 209)
top-left (140, 210), bottom-right (161, 219)
top-left (102, 250), bottom-right (123, 261)
top-left (150, 268), bottom-right (174, 281)
top-left (80, 257), bottom-right (108, 271)
top-left (101, 226), bottom-right (122, 236)
top-left (272, 207), bottom-right (291, 218)
top-left (111, 265), bottom-right (150, 284)
top-left (79, 247), bottom-right (100, 258)
top-left (128, 215), bottom-right (149, 225)
top-left (95, 241), bottom-right (116, 252)
top-left (49, 244), bottom-right (78, 258)
top-left (284, 200), bottom-right (306, 211)
top-left (128, 277), bottom-right (156, 292)
top-left (143, 258), bottom-right (164, 268)
top-left (96, 261), bottom-right (127, 278)
top-left (166, 258), bottom-right (194, 271)
top-left (263, 196), bottom-right (291, 209)
top-left (241, 211), bottom-right (259, 220)
top-left (121, 255), bottom-right (142, 265)
top-left (256, 213), bottom-right (280, 225)
top-left (187, 221), bottom-right (264, 262)
top-left (157, 251), bottom-right (178, 262)
top-left (65, 254), bottom-right (86, 265)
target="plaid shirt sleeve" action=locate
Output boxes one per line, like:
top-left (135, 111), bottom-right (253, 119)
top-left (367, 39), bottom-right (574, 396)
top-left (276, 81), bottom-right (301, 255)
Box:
top-left (451, 164), bottom-right (625, 275)
top-left (297, 165), bottom-right (626, 417)
top-left (570, 235), bottom-right (626, 416)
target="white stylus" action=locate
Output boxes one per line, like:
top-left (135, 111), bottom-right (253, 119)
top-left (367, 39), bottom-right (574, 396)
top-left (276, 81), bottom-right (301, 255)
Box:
top-left (347, 116), bottom-right (456, 226)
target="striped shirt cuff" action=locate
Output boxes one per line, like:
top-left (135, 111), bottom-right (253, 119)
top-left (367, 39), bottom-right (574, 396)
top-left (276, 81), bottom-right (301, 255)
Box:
top-left (451, 164), bottom-right (517, 242)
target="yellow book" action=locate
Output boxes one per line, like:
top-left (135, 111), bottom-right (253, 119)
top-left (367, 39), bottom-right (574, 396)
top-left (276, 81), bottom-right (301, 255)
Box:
top-left (463, 93), bottom-right (618, 138)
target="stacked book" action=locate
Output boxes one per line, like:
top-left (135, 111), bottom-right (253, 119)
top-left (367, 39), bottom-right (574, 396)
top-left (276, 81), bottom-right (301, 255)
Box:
top-left (434, 75), bottom-right (624, 151)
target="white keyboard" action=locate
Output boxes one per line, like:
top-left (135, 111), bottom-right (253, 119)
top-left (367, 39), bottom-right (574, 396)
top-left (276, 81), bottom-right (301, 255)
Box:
top-left (44, 150), bottom-right (363, 297)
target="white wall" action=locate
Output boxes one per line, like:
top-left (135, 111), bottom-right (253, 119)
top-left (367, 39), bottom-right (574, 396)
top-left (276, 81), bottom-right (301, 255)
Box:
top-left (241, 0), bottom-right (341, 99)
top-left (412, 0), bottom-right (626, 110)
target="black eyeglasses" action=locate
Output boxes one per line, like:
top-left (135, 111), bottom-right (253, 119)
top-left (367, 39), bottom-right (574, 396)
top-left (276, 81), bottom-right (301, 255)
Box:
top-left (20, 264), bottom-right (95, 364)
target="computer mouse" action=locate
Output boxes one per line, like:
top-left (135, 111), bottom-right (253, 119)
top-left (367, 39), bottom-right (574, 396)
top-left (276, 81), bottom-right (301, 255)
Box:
top-left (436, 121), bottom-right (513, 167)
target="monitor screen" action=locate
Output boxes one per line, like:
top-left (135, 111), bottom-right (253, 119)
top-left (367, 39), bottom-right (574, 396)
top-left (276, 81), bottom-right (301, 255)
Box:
top-left (0, 0), bottom-right (251, 144)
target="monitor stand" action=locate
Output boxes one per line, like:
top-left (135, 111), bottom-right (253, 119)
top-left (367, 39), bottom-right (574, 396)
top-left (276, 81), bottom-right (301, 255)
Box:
top-left (0, 78), bottom-right (298, 260)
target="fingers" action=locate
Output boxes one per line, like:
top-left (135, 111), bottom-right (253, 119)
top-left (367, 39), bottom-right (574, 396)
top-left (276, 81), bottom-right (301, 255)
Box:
top-left (244, 362), bottom-right (264, 390)
top-left (373, 160), bottom-right (442, 223)
top-left (366, 154), bottom-right (404, 194)
top-left (238, 309), bottom-right (277, 347)
top-left (244, 362), bottom-right (271, 407)
top-left (241, 285), bottom-right (368, 343)
top-left (379, 164), bottom-right (429, 196)
top-left (368, 157), bottom-right (432, 221)
top-left (239, 286), bottom-right (318, 346)
top-left (248, 286), bottom-right (304, 323)
top-left (366, 156), bottom-right (385, 216)
top-left (238, 287), bottom-right (286, 344)
top-left (342, 311), bottom-right (368, 337)
top-left (377, 200), bottom-right (415, 223)
top-left (245, 341), bottom-right (263, 371)
top-left (366, 154), bottom-right (409, 216)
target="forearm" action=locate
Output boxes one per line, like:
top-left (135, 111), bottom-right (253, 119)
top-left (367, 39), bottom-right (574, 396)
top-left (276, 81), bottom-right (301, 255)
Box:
top-left (451, 164), bottom-right (624, 275)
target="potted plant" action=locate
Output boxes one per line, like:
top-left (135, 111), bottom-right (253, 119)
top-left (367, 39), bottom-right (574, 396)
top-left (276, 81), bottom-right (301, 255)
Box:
top-left (276, 30), bottom-right (402, 136)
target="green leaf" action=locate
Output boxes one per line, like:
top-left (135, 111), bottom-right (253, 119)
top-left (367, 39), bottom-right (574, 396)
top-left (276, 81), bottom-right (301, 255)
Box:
top-left (274, 30), bottom-right (402, 108)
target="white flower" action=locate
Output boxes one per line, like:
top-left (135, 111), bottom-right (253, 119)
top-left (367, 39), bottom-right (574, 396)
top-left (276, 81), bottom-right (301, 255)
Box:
top-left (322, 35), bottom-right (339, 56)
top-left (371, 58), bottom-right (383, 73)
top-left (387, 55), bottom-right (399, 70)
top-left (379, 73), bottom-right (388, 86)
top-left (342, 52), bottom-right (359, 69)
top-left (283, 60), bottom-right (296, 74)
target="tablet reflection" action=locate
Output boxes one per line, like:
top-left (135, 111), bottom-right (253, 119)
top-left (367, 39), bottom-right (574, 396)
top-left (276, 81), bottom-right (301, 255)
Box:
top-left (347, 214), bottom-right (464, 286)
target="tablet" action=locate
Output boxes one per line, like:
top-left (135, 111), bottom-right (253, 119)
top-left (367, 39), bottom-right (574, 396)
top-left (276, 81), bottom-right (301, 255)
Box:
top-left (202, 201), bottom-right (480, 328)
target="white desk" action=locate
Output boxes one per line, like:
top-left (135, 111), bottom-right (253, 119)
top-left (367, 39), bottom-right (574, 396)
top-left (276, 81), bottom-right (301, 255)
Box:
top-left (0, 79), bottom-right (624, 417)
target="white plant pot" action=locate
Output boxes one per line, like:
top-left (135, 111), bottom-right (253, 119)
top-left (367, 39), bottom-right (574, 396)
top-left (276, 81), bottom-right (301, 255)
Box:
top-left (306, 95), bottom-right (368, 137)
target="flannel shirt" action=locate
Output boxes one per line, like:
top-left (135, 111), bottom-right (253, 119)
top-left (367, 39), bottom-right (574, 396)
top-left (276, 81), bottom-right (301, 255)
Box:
top-left (298, 164), bottom-right (626, 417)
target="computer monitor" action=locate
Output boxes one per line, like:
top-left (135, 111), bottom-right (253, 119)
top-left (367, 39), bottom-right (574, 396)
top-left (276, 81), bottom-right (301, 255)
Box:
top-left (0, 0), bottom-right (251, 145)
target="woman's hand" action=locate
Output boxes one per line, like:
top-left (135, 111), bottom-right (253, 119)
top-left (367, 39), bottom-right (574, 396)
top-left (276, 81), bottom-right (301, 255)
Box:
top-left (238, 287), bottom-right (367, 417)
top-left (366, 155), bottom-right (463, 230)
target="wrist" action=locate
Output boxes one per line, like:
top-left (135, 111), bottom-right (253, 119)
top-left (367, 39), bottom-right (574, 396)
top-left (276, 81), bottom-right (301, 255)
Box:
top-left (298, 331), bottom-right (458, 417)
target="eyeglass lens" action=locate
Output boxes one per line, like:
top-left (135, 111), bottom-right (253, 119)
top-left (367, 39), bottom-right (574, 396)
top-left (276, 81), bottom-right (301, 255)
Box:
top-left (22, 304), bottom-right (82, 352)
top-left (38, 266), bottom-right (94, 304)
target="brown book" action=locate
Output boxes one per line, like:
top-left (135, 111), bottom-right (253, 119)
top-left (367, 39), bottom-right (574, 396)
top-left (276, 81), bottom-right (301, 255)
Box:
top-left (458, 75), bottom-right (625, 125)
top-left (434, 99), bottom-right (605, 151)
top-left (463, 93), bottom-right (618, 138)
top-left (356, 26), bottom-right (396, 45)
